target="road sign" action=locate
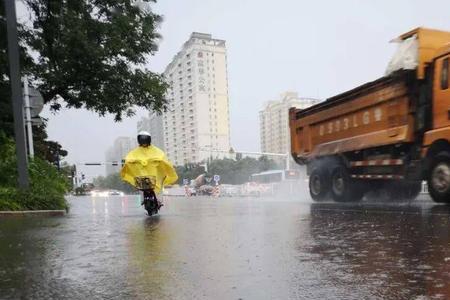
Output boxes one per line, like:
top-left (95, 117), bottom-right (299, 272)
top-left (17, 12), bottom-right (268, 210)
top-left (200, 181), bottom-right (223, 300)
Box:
top-left (213, 174), bottom-right (220, 182)
top-left (183, 178), bottom-right (189, 185)
top-left (29, 87), bottom-right (44, 117)
top-left (31, 116), bottom-right (43, 125)
top-left (22, 86), bottom-right (44, 117)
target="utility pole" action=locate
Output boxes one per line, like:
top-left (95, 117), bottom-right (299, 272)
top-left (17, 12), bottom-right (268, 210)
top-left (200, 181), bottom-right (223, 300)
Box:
top-left (5, 0), bottom-right (29, 189)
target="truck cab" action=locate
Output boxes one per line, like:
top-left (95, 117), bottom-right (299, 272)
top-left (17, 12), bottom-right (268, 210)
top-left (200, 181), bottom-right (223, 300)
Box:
top-left (432, 47), bottom-right (450, 129)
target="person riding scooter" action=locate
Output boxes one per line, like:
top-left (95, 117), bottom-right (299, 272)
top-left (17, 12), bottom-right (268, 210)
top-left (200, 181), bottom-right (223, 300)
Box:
top-left (120, 131), bottom-right (178, 214)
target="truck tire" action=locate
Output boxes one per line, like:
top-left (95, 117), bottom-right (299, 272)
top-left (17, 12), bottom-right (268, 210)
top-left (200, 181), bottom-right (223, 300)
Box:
top-left (428, 153), bottom-right (450, 203)
top-left (309, 167), bottom-right (330, 201)
top-left (330, 165), bottom-right (363, 202)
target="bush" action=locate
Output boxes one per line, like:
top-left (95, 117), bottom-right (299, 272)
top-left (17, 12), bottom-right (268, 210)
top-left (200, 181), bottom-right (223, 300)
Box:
top-left (0, 187), bottom-right (21, 211)
top-left (0, 133), bottom-right (69, 211)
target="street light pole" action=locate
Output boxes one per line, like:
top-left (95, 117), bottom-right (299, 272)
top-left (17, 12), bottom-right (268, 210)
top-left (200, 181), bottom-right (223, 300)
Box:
top-left (4, 0), bottom-right (29, 189)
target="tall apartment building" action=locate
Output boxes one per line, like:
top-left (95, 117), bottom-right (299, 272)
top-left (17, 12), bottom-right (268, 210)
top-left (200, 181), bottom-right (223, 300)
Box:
top-left (137, 117), bottom-right (150, 133)
top-left (148, 112), bottom-right (165, 150)
top-left (162, 32), bottom-right (231, 166)
top-left (259, 92), bottom-right (321, 155)
top-left (137, 114), bottom-right (165, 150)
top-left (105, 137), bottom-right (137, 175)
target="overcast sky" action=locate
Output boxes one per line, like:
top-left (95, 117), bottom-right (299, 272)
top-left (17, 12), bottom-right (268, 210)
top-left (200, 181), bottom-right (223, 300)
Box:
top-left (37, 0), bottom-right (450, 177)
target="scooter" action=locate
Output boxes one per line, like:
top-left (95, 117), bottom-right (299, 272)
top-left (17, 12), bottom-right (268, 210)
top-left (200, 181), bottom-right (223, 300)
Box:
top-left (135, 176), bottom-right (162, 216)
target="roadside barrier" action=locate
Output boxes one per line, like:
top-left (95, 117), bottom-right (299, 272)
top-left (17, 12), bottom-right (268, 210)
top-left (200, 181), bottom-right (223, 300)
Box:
top-left (184, 185), bottom-right (191, 197)
top-left (213, 185), bottom-right (220, 197)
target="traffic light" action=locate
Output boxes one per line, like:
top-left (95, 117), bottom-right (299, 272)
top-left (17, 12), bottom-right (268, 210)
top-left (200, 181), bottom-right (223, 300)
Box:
top-left (81, 173), bottom-right (85, 180)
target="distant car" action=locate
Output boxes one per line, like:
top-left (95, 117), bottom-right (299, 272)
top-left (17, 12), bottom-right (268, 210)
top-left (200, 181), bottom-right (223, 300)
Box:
top-left (240, 182), bottom-right (271, 196)
top-left (89, 190), bottom-right (100, 197)
top-left (220, 184), bottom-right (239, 197)
top-left (90, 190), bottom-right (109, 197)
top-left (109, 190), bottom-right (124, 196)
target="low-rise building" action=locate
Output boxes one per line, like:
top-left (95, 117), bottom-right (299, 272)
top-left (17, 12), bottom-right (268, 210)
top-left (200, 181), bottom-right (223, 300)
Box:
top-left (259, 92), bottom-right (321, 155)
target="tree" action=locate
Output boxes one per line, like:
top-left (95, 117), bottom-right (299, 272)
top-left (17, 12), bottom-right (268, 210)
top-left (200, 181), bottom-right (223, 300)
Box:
top-left (33, 122), bottom-right (68, 165)
top-left (175, 164), bottom-right (205, 184)
top-left (1, 0), bottom-right (167, 166)
top-left (176, 158), bottom-right (282, 185)
top-left (1, 1), bottom-right (167, 126)
top-left (258, 155), bottom-right (278, 172)
top-left (23, 0), bottom-right (168, 121)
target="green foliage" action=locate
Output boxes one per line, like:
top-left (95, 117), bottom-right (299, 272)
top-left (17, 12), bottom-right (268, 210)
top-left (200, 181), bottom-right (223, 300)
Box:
top-left (0, 134), bottom-right (69, 211)
top-left (1, 0), bottom-right (166, 170)
top-left (176, 157), bottom-right (282, 185)
top-left (175, 165), bottom-right (206, 184)
top-left (19, 158), bottom-right (69, 210)
top-left (0, 187), bottom-right (21, 211)
top-left (93, 173), bottom-right (136, 193)
top-left (33, 123), bottom-right (68, 164)
top-left (23, 0), bottom-right (168, 120)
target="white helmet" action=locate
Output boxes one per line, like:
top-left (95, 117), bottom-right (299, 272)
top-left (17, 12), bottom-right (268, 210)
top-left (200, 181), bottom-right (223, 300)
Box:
top-left (137, 131), bottom-right (151, 146)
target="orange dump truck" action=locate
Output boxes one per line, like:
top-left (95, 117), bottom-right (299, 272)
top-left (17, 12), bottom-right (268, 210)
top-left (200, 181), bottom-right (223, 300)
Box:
top-left (289, 28), bottom-right (450, 203)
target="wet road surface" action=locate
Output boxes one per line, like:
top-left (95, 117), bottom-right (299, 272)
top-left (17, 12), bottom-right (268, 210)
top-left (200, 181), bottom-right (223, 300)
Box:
top-left (1, 195), bottom-right (450, 299)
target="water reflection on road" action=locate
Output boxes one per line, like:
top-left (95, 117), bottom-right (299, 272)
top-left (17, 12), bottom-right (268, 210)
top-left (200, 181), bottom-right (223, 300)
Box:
top-left (308, 202), bottom-right (450, 299)
top-left (0, 196), bottom-right (450, 299)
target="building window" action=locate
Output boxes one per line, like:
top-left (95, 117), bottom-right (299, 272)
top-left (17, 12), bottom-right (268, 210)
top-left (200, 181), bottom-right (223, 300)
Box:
top-left (441, 58), bottom-right (449, 90)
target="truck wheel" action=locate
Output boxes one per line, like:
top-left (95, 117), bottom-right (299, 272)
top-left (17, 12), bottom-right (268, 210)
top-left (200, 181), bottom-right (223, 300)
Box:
top-left (330, 166), bottom-right (363, 202)
top-left (428, 153), bottom-right (450, 203)
top-left (309, 167), bottom-right (330, 201)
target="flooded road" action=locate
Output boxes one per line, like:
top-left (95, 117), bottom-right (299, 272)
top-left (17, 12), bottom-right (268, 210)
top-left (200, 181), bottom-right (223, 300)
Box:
top-left (1, 195), bottom-right (450, 299)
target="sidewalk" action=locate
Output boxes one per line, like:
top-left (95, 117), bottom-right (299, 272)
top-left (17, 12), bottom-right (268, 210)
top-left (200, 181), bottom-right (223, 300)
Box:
top-left (0, 210), bottom-right (66, 217)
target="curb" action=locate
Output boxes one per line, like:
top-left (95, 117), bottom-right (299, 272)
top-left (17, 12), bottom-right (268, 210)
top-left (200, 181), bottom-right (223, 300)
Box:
top-left (0, 210), bottom-right (66, 217)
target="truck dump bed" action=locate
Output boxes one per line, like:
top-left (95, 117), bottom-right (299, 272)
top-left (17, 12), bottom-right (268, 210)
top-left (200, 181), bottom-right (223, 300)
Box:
top-left (289, 71), bottom-right (416, 161)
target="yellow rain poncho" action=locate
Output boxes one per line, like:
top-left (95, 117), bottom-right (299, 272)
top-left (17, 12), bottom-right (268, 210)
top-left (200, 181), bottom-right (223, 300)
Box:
top-left (120, 145), bottom-right (178, 194)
